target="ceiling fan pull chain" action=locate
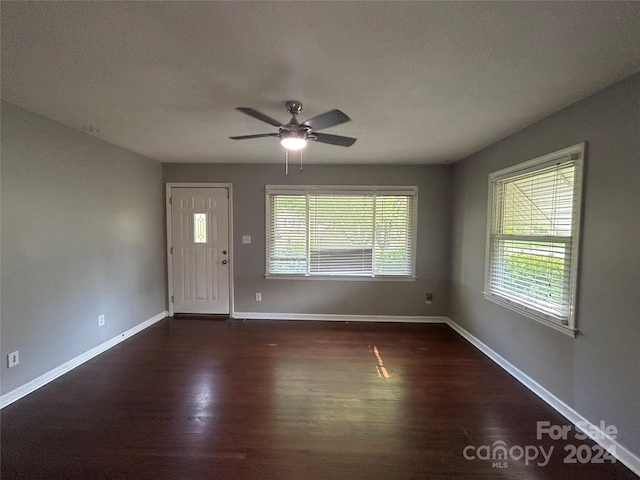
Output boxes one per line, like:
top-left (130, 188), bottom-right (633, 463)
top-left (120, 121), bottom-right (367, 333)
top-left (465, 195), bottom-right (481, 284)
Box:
top-left (300, 149), bottom-right (303, 173)
top-left (285, 149), bottom-right (289, 175)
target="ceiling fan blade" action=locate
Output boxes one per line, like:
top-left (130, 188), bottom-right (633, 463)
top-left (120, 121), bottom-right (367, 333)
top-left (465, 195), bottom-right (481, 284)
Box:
top-left (312, 132), bottom-right (357, 147)
top-left (302, 109), bottom-right (350, 131)
top-left (236, 108), bottom-right (282, 127)
top-left (229, 133), bottom-right (279, 140)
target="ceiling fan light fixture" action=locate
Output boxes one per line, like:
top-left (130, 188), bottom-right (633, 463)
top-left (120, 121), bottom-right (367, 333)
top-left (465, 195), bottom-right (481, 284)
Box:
top-left (280, 133), bottom-right (307, 150)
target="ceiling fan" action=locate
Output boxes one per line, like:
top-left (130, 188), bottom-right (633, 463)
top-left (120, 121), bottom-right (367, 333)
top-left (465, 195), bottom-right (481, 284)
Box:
top-left (229, 100), bottom-right (357, 151)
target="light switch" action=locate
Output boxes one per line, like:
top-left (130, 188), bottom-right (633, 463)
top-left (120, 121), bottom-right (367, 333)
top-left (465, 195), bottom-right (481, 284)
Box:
top-left (242, 235), bottom-right (252, 244)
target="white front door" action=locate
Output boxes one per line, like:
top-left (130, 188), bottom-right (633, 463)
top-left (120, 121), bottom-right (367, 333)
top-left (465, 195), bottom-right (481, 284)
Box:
top-left (170, 187), bottom-right (230, 314)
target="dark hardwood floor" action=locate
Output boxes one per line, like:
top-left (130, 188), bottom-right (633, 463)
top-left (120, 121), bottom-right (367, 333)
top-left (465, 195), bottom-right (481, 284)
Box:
top-left (1, 318), bottom-right (636, 479)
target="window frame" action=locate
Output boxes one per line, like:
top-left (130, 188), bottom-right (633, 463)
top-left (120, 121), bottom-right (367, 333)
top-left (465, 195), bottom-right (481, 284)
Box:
top-left (265, 185), bottom-right (418, 281)
top-left (483, 143), bottom-right (585, 336)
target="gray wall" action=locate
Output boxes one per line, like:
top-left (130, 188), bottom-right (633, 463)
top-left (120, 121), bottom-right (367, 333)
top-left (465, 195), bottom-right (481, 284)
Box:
top-left (163, 163), bottom-right (452, 316)
top-left (449, 73), bottom-right (640, 455)
top-left (1, 101), bottom-right (166, 395)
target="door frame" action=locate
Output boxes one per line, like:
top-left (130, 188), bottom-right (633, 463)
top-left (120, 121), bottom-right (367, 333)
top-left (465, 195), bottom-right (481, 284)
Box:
top-left (166, 183), bottom-right (234, 317)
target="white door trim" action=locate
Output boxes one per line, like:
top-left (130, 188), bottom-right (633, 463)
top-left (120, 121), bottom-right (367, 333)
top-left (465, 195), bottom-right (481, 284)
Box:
top-left (166, 183), bottom-right (234, 317)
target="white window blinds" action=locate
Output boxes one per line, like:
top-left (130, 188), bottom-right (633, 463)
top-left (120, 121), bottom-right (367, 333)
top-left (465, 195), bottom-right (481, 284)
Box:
top-left (267, 186), bottom-right (417, 278)
top-left (485, 144), bottom-right (584, 331)
top-left (268, 194), bottom-right (307, 274)
top-left (309, 194), bottom-right (374, 275)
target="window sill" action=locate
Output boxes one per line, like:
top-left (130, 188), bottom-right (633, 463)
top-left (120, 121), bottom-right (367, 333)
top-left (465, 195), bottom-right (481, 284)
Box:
top-left (483, 292), bottom-right (577, 337)
top-left (265, 274), bottom-right (417, 282)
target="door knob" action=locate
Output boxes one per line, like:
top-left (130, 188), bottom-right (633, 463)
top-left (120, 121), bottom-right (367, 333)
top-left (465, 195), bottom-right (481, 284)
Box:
top-left (222, 260), bottom-right (228, 265)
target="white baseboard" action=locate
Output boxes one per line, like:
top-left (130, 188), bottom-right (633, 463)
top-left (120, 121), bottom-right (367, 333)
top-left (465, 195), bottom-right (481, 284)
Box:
top-left (0, 311), bottom-right (167, 409)
top-left (233, 312), bottom-right (448, 323)
top-left (446, 317), bottom-right (640, 477)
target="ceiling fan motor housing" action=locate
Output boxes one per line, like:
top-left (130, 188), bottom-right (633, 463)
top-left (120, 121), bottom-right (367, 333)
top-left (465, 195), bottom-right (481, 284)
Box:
top-left (279, 128), bottom-right (308, 141)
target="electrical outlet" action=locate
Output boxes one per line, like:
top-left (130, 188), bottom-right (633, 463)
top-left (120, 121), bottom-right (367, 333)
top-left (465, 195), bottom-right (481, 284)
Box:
top-left (98, 314), bottom-right (105, 327)
top-left (255, 293), bottom-right (262, 302)
top-left (7, 351), bottom-right (19, 368)
top-left (242, 235), bottom-right (252, 244)
top-left (425, 293), bottom-right (433, 304)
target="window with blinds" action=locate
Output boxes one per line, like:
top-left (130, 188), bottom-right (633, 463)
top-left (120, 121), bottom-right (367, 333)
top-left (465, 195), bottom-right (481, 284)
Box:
top-left (266, 186), bottom-right (417, 279)
top-left (484, 144), bottom-right (584, 333)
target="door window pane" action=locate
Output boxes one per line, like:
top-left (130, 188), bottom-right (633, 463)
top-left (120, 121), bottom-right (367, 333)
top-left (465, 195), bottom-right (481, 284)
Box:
top-left (194, 213), bottom-right (207, 243)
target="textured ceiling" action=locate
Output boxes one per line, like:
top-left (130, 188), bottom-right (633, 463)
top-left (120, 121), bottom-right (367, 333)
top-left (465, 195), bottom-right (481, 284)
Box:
top-left (2, 1), bottom-right (640, 164)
